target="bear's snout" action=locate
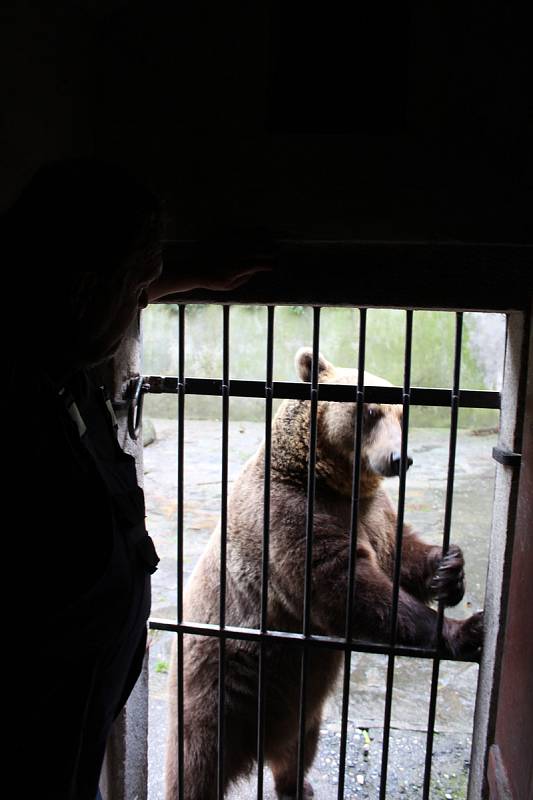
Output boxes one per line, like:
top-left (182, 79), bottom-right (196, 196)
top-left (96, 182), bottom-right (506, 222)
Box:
top-left (365, 447), bottom-right (414, 477)
top-left (389, 452), bottom-right (414, 476)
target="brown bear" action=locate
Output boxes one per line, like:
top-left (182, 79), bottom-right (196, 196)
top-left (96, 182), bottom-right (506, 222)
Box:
top-left (165, 347), bottom-right (483, 799)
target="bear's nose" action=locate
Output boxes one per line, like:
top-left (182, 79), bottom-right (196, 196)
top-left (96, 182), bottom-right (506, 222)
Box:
top-left (390, 452), bottom-right (413, 476)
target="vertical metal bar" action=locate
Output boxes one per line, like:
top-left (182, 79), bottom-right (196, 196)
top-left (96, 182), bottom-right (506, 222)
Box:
top-left (296, 307), bottom-right (321, 800)
top-left (218, 305), bottom-right (230, 799)
top-left (337, 308), bottom-right (367, 799)
top-left (422, 312), bottom-right (463, 800)
top-left (177, 303), bottom-right (185, 800)
top-left (256, 306), bottom-right (275, 799)
top-left (379, 309), bottom-right (413, 800)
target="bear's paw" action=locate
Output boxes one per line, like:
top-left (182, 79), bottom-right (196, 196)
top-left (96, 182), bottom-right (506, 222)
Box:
top-left (429, 543), bottom-right (465, 607)
top-left (448, 610), bottom-right (484, 659)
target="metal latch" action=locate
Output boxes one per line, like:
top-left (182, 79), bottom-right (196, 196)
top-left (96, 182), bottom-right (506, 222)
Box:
top-left (492, 447), bottom-right (522, 467)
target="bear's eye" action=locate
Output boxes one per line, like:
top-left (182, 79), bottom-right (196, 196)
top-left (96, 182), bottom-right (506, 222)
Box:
top-left (365, 406), bottom-right (381, 423)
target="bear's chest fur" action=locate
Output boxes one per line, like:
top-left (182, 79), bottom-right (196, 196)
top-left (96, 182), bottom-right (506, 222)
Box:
top-left (216, 456), bottom-right (398, 632)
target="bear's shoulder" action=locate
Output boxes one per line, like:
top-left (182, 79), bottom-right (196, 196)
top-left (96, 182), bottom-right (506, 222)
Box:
top-left (269, 399), bottom-right (313, 486)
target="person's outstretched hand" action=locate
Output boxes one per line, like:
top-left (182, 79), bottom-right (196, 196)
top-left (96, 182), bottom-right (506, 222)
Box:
top-left (148, 229), bottom-right (276, 301)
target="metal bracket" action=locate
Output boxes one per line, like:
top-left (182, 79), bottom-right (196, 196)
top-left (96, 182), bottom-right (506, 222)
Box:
top-left (142, 375), bottom-right (178, 394)
top-left (492, 446), bottom-right (522, 467)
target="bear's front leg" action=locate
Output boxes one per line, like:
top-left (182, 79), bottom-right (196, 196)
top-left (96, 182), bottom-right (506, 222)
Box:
top-left (352, 554), bottom-right (483, 658)
top-left (270, 722), bottom-right (318, 800)
top-left (400, 528), bottom-right (465, 607)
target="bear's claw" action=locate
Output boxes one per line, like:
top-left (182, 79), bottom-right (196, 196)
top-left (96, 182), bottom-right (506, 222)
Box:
top-left (429, 544), bottom-right (465, 607)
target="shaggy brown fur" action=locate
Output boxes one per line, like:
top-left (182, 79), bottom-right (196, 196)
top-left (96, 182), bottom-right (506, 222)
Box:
top-left (165, 349), bottom-right (483, 799)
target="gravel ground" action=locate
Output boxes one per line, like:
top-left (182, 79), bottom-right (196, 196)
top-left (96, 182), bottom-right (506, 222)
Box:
top-left (143, 415), bottom-right (496, 799)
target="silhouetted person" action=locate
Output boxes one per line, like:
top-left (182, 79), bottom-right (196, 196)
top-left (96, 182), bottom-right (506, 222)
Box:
top-left (4, 158), bottom-right (267, 800)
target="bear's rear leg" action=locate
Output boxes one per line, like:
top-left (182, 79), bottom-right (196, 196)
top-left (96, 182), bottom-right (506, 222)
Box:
top-left (269, 722), bottom-right (319, 799)
top-left (165, 724), bottom-right (218, 800)
top-left (167, 716), bottom-right (257, 800)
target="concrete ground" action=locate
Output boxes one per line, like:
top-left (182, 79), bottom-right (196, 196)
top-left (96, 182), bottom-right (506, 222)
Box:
top-left (143, 416), bottom-right (496, 799)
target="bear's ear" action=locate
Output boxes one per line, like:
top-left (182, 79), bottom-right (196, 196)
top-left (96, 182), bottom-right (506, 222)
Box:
top-left (295, 347), bottom-right (333, 383)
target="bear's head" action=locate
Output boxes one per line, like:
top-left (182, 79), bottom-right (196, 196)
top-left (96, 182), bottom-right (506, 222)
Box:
top-left (270, 347), bottom-right (412, 498)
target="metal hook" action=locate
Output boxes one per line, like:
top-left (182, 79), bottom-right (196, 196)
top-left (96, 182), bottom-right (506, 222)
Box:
top-left (126, 375), bottom-right (150, 440)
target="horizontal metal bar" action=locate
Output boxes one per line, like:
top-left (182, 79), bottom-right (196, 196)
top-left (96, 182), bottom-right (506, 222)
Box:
top-left (149, 618), bottom-right (480, 663)
top-left (143, 375), bottom-right (500, 409)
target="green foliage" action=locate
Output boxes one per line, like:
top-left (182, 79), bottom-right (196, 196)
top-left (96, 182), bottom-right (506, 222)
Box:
top-left (142, 304), bottom-right (502, 428)
top-left (184, 303), bottom-right (207, 314)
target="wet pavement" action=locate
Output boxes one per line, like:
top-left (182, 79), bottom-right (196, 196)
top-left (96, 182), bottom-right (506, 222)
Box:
top-left (143, 416), bottom-right (497, 799)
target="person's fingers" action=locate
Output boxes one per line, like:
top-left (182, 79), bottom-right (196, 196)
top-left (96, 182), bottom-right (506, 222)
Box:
top-left (225, 274), bottom-right (257, 289)
top-left (199, 264), bottom-right (272, 290)
top-left (209, 275), bottom-right (255, 291)
top-left (230, 264), bottom-right (273, 278)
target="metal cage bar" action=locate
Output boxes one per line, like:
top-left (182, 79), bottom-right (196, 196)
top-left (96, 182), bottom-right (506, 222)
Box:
top-left (256, 305), bottom-right (275, 799)
top-left (151, 303), bottom-right (499, 799)
top-left (217, 305), bottom-right (231, 798)
top-left (336, 308), bottom-right (367, 798)
top-left (379, 309), bottom-right (414, 800)
top-left (296, 307), bottom-right (321, 800)
top-left (422, 312), bottom-right (464, 800)
top-left (176, 304), bottom-right (186, 800)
